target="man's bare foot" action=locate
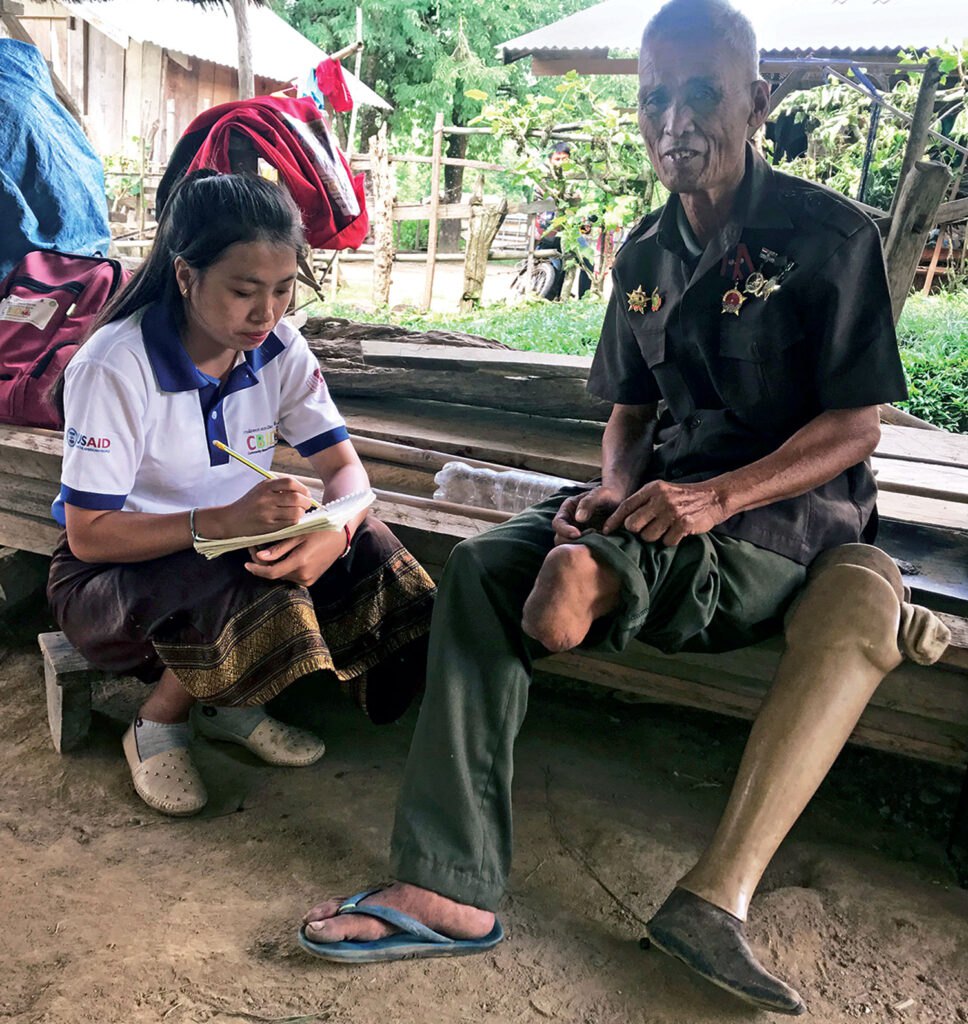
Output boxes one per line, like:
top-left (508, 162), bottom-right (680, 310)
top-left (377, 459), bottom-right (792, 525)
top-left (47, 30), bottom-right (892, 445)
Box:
top-left (521, 543), bottom-right (621, 653)
top-left (302, 882), bottom-right (495, 943)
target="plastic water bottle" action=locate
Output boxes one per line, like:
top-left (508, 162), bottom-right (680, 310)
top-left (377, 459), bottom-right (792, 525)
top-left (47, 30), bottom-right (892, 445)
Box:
top-left (433, 461), bottom-right (578, 513)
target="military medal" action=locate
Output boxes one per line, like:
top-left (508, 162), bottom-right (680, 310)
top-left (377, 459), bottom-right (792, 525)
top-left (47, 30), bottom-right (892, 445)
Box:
top-left (627, 285), bottom-right (649, 314)
top-left (627, 285), bottom-right (662, 315)
top-left (721, 287), bottom-right (746, 315)
top-left (721, 243), bottom-right (755, 316)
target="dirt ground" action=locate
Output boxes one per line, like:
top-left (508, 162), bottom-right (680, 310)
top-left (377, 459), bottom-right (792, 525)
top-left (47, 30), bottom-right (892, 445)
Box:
top-left (2, 593), bottom-right (967, 1024)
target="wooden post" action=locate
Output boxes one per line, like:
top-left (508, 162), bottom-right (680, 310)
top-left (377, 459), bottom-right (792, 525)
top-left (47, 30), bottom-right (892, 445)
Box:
top-left (230, 0), bottom-right (255, 100)
top-left (370, 124), bottom-right (395, 308)
top-left (421, 111), bottom-right (445, 312)
top-left (460, 176), bottom-right (507, 312)
top-left (921, 230), bottom-right (947, 296)
top-left (328, 10), bottom-right (365, 302)
top-left (884, 160), bottom-right (951, 323)
top-left (890, 57), bottom-right (941, 218)
top-left (346, 7), bottom-right (363, 154)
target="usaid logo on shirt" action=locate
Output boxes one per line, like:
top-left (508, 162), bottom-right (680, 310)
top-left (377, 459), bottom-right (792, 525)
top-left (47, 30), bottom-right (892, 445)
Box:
top-left (66, 427), bottom-right (112, 452)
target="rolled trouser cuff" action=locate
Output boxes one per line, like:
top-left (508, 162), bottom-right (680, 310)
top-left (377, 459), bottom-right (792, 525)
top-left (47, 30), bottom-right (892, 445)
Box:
top-left (390, 847), bottom-right (506, 912)
top-left (571, 528), bottom-right (655, 651)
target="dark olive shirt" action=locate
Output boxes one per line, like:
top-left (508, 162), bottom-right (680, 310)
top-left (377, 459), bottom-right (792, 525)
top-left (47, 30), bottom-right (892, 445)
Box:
top-left (587, 147), bottom-right (908, 565)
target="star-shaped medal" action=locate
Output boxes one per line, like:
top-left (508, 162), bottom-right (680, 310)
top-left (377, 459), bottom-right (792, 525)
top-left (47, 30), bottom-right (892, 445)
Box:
top-left (721, 288), bottom-right (746, 315)
top-left (627, 285), bottom-right (649, 314)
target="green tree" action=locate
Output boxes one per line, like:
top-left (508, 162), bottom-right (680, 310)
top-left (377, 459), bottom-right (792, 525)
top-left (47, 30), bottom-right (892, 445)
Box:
top-left (272, 0), bottom-right (592, 247)
top-left (467, 71), bottom-right (655, 291)
top-left (771, 46), bottom-right (967, 210)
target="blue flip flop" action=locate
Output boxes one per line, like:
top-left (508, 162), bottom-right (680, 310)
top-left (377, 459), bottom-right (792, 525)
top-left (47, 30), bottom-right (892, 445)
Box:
top-left (298, 887), bottom-right (505, 963)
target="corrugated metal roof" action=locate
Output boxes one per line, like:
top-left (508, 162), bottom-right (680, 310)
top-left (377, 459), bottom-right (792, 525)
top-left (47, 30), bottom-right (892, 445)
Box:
top-left (500, 0), bottom-right (968, 60)
top-left (68, 0), bottom-right (390, 108)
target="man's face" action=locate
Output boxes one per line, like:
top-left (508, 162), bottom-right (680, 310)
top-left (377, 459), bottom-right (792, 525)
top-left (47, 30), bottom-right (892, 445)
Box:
top-left (638, 34), bottom-right (763, 196)
top-left (549, 149), bottom-right (570, 170)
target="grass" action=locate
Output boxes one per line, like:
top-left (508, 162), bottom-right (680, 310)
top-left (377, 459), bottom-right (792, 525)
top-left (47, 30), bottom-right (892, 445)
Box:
top-left (312, 289), bottom-right (968, 433)
top-left (896, 291), bottom-right (968, 434)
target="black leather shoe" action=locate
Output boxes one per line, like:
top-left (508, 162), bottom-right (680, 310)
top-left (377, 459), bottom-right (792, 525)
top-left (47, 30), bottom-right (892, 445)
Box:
top-left (645, 888), bottom-right (806, 1015)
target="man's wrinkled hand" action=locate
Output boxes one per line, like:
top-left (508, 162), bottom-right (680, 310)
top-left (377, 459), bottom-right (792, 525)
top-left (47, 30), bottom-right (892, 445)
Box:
top-left (552, 486), bottom-right (624, 545)
top-left (602, 479), bottom-right (727, 545)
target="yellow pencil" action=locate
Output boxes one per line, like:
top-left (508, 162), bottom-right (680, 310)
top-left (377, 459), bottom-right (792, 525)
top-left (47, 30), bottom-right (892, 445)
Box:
top-left (212, 440), bottom-right (320, 510)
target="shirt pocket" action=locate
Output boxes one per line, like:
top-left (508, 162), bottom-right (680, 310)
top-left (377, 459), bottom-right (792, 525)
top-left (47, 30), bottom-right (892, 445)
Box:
top-left (717, 301), bottom-right (811, 427)
top-left (629, 307), bottom-right (673, 369)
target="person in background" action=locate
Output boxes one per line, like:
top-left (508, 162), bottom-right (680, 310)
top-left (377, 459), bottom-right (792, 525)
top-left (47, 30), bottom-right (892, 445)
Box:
top-left (534, 142), bottom-right (596, 299)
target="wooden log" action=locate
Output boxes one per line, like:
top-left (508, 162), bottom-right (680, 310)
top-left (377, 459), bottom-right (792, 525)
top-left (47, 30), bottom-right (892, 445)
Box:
top-left (879, 405), bottom-right (942, 432)
top-left (303, 317), bottom-right (507, 350)
top-left (937, 195), bottom-right (968, 224)
top-left (885, 160), bottom-right (952, 322)
top-left (320, 364), bottom-right (609, 421)
top-left (369, 123), bottom-right (394, 308)
top-left (460, 177), bottom-right (507, 312)
top-left (890, 58), bottom-right (941, 218)
top-left (421, 111), bottom-right (445, 312)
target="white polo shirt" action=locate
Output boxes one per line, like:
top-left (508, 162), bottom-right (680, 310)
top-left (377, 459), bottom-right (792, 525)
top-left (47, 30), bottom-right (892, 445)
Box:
top-left (53, 302), bottom-right (349, 526)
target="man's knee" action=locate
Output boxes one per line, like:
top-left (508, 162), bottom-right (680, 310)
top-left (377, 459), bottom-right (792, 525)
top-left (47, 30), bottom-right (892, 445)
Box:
top-left (784, 544), bottom-right (904, 672)
top-left (807, 542), bottom-right (903, 600)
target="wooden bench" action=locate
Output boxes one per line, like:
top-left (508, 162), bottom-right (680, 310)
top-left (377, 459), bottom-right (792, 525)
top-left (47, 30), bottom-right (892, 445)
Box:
top-left (2, 385), bottom-right (967, 878)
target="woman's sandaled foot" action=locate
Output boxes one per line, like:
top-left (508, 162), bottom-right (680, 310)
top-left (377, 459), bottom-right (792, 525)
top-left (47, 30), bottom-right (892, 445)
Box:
top-left (193, 705), bottom-right (325, 766)
top-left (122, 718), bottom-right (207, 817)
top-left (302, 882), bottom-right (495, 945)
top-left (521, 543), bottom-right (621, 652)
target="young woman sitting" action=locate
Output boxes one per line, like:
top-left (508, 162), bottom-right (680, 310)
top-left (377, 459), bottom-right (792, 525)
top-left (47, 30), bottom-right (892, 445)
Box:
top-left (47, 170), bottom-right (435, 817)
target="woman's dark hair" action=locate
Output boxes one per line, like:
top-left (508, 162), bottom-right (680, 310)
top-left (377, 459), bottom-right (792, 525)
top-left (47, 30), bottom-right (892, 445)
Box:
top-left (95, 169), bottom-right (305, 332)
top-left (53, 170), bottom-right (305, 414)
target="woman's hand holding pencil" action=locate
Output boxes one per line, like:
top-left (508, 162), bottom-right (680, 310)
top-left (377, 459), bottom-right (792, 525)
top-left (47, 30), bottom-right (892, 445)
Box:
top-left (204, 440), bottom-right (319, 539)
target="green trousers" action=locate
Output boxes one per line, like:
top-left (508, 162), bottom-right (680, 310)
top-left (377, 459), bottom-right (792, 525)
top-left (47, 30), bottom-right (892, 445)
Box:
top-left (389, 492), bottom-right (807, 911)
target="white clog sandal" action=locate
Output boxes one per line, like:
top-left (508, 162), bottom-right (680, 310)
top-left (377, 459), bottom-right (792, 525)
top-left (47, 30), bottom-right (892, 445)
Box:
top-left (122, 722), bottom-right (208, 817)
top-left (193, 706), bottom-right (325, 767)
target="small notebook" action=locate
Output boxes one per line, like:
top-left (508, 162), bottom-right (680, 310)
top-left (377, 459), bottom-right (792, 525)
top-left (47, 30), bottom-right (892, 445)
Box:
top-left (193, 489), bottom-right (376, 560)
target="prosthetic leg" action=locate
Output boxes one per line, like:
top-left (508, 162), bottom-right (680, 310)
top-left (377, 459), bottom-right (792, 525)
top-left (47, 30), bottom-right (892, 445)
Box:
top-left (646, 544), bottom-right (950, 1014)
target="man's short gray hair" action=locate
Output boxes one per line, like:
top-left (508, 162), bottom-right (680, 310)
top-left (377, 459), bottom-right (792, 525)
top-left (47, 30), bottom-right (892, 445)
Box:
top-left (642, 0), bottom-right (760, 82)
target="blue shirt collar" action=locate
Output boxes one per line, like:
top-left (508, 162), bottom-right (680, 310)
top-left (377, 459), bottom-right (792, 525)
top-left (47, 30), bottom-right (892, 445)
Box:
top-left (141, 301), bottom-right (284, 393)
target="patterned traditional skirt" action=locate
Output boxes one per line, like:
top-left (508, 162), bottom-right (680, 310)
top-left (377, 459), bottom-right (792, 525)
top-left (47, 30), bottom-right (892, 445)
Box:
top-left (47, 517), bottom-right (436, 720)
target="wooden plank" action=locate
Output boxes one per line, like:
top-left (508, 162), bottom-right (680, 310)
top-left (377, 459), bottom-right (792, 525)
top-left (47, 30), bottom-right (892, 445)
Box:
top-left (877, 424), bottom-right (968, 470)
top-left (877, 518), bottom-right (968, 614)
top-left (358, 340), bottom-right (594, 375)
top-left (570, 636), bottom-right (968, 725)
top-left (879, 490), bottom-right (968, 532)
top-left (872, 455), bottom-right (968, 504)
top-left (543, 650), bottom-right (967, 766)
top-left (0, 510), bottom-right (61, 556)
top-left (338, 396), bottom-right (602, 480)
top-left (937, 196), bottom-right (968, 223)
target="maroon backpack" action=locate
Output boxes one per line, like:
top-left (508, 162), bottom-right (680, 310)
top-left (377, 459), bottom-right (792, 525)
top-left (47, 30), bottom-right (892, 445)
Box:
top-left (0, 249), bottom-right (128, 429)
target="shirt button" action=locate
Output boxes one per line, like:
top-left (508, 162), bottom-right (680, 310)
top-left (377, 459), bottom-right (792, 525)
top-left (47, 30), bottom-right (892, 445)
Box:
top-left (687, 415), bottom-right (702, 428)
top-left (211, 411), bottom-right (218, 420)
